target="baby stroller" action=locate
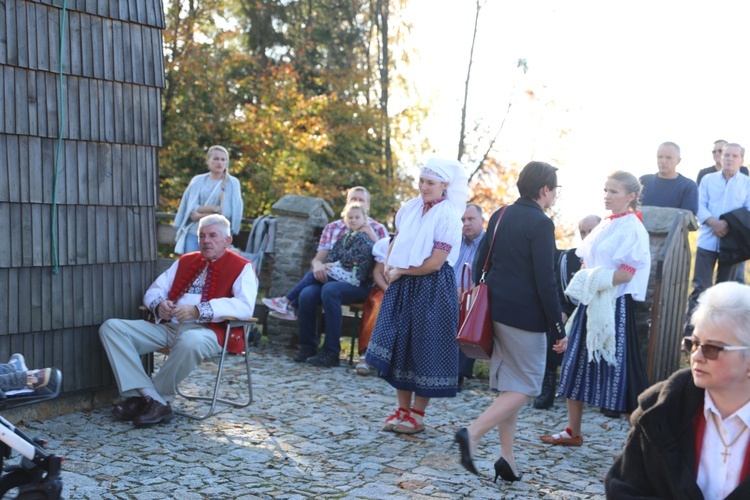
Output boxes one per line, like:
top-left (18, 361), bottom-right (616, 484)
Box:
top-left (0, 369), bottom-right (63, 499)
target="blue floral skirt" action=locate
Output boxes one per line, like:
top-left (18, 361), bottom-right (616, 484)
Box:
top-left (365, 263), bottom-right (459, 398)
top-left (557, 295), bottom-right (648, 413)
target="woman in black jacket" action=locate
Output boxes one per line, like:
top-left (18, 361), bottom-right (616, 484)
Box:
top-left (606, 281), bottom-right (750, 499)
top-left (454, 161), bottom-right (565, 482)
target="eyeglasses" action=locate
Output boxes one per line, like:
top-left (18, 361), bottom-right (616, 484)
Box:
top-left (683, 338), bottom-right (750, 360)
top-left (712, 150), bottom-right (724, 154)
top-left (555, 185), bottom-right (563, 194)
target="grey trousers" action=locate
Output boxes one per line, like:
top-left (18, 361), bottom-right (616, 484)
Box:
top-left (99, 319), bottom-right (221, 402)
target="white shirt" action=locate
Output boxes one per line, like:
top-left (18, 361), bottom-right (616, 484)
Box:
top-left (576, 213), bottom-right (651, 301)
top-left (697, 392), bottom-right (750, 499)
top-left (388, 197), bottom-right (462, 269)
top-left (372, 237), bottom-right (390, 264)
top-left (144, 258), bottom-right (257, 324)
top-left (696, 171), bottom-right (750, 252)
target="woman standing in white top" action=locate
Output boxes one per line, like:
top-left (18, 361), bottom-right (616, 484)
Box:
top-left (541, 170), bottom-right (650, 447)
top-left (365, 158), bottom-right (467, 435)
top-left (173, 146), bottom-right (244, 254)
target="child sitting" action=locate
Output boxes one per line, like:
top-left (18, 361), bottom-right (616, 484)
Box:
top-left (263, 202), bottom-right (376, 320)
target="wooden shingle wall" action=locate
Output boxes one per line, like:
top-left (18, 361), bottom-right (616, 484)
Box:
top-left (0, 0), bottom-right (164, 394)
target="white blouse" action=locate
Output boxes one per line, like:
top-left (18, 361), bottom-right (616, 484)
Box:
top-left (697, 392), bottom-right (750, 499)
top-left (576, 213), bottom-right (651, 301)
top-left (388, 197), bottom-right (462, 269)
top-left (372, 237), bottom-right (390, 264)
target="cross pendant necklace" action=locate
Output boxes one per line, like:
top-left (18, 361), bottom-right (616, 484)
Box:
top-left (711, 413), bottom-right (748, 464)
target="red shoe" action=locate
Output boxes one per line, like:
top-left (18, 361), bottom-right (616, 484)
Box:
top-left (382, 407), bottom-right (409, 431)
top-left (540, 427), bottom-right (583, 446)
top-left (394, 408), bottom-right (425, 435)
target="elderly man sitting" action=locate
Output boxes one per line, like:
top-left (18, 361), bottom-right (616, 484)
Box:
top-left (99, 215), bottom-right (258, 426)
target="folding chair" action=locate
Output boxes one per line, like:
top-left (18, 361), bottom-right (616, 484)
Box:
top-left (174, 317), bottom-right (258, 420)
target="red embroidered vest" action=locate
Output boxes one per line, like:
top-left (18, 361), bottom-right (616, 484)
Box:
top-left (168, 250), bottom-right (251, 354)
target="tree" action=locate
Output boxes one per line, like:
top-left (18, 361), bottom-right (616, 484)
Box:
top-left (159, 0), bottom-right (415, 225)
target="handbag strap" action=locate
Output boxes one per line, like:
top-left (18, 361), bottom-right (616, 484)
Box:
top-left (479, 206), bottom-right (507, 283)
top-left (460, 263), bottom-right (471, 294)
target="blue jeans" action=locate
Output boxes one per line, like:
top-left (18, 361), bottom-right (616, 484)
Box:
top-left (185, 234), bottom-right (200, 253)
top-left (297, 280), bottom-right (370, 355)
top-left (285, 272), bottom-right (324, 309)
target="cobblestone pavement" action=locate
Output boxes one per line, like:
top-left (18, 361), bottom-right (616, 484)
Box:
top-left (16, 347), bottom-right (629, 499)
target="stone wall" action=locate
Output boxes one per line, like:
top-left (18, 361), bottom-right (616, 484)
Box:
top-left (265, 195), bottom-right (333, 346)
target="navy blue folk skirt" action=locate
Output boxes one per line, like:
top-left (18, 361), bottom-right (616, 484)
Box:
top-left (557, 295), bottom-right (648, 413)
top-left (365, 262), bottom-right (459, 398)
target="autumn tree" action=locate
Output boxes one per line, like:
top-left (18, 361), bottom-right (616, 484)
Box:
top-left (159, 0), bottom-right (412, 224)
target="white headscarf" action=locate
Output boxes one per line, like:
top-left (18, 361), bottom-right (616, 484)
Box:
top-left (420, 158), bottom-right (469, 216)
top-left (387, 158), bottom-right (468, 268)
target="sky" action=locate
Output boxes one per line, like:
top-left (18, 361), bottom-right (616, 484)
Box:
top-left (401, 0), bottom-right (750, 227)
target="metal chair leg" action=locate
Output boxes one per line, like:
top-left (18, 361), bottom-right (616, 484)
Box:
top-left (174, 320), bottom-right (255, 420)
top-left (349, 309), bottom-right (361, 366)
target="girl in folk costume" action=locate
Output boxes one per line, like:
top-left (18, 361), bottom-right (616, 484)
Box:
top-left (541, 170), bottom-right (650, 447)
top-left (366, 158), bottom-right (468, 434)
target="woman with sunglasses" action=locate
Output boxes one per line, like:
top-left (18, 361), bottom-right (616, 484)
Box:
top-left (606, 281), bottom-right (750, 498)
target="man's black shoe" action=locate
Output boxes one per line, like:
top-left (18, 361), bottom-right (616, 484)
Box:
top-left (293, 346), bottom-right (317, 362)
top-left (457, 376), bottom-right (465, 392)
top-left (534, 364), bottom-right (558, 409)
top-left (306, 350), bottom-right (340, 368)
top-left (133, 397), bottom-right (174, 426)
top-left (112, 396), bottom-right (148, 421)
top-left (533, 391), bottom-right (555, 410)
top-left (600, 407), bottom-right (621, 418)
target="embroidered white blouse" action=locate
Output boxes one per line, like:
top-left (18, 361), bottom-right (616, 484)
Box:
top-left (576, 213), bottom-right (651, 301)
top-left (387, 197), bottom-right (462, 269)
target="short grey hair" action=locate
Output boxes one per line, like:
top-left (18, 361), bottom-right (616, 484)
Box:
top-left (465, 203), bottom-right (482, 217)
top-left (198, 214), bottom-right (231, 238)
top-left (659, 142), bottom-right (681, 157)
top-left (691, 281), bottom-right (750, 346)
top-left (724, 142), bottom-right (746, 157)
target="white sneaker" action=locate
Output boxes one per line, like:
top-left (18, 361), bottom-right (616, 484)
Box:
top-left (262, 297), bottom-right (291, 314)
top-left (355, 360), bottom-right (371, 376)
top-left (269, 309), bottom-right (297, 321)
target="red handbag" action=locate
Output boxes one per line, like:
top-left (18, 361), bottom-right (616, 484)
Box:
top-left (455, 206), bottom-right (506, 359)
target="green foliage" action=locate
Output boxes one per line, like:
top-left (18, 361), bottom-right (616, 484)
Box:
top-left (160, 0), bottom-right (412, 226)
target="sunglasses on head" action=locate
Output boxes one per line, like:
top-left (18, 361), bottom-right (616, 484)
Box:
top-left (683, 337), bottom-right (750, 360)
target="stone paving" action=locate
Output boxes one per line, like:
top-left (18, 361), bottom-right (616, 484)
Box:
top-left (15, 347), bottom-right (629, 499)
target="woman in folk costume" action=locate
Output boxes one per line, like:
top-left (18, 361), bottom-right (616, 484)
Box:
top-left (606, 281), bottom-right (750, 499)
top-left (541, 170), bottom-right (650, 447)
top-left (365, 158), bottom-right (468, 435)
